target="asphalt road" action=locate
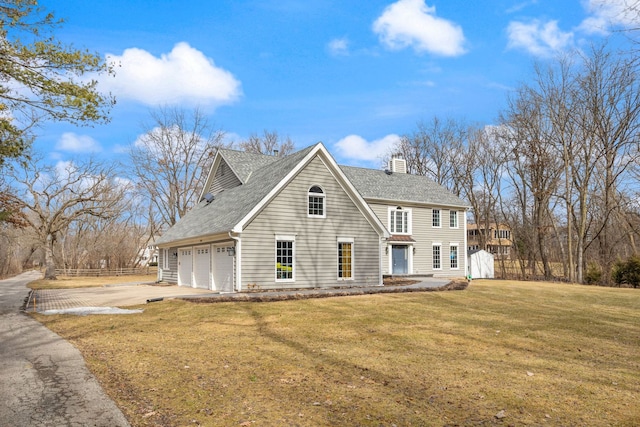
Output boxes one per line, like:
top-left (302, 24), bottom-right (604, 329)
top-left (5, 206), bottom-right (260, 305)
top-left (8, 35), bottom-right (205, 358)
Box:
top-left (0, 271), bottom-right (130, 427)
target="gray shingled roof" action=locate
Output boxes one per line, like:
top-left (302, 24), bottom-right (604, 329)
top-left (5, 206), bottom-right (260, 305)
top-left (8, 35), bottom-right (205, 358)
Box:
top-left (219, 148), bottom-right (468, 208)
top-left (218, 148), bottom-right (279, 183)
top-left (156, 145), bottom-right (315, 245)
top-left (341, 165), bottom-right (468, 207)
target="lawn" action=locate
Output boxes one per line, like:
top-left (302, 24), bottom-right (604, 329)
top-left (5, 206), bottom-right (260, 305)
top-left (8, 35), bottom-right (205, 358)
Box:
top-left (35, 280), bottom-right (640, 426)
top-left (28, 273), bottom-right (157, 290)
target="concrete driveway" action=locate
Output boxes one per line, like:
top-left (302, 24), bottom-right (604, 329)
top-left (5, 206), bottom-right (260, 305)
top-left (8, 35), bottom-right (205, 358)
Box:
top-left (28, 283), bottom-right (218, 313)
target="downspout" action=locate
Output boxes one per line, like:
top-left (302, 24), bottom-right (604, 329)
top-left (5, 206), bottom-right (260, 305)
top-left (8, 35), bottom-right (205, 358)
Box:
top-left (229, 231), bottom-right (242, 292)
top-left (464, 208), bottom-right (469, 279)
top-left (379, 237), bottom-right (385, 286)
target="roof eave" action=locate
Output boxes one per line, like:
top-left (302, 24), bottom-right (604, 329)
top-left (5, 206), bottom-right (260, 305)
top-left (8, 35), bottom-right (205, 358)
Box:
top-left (156, 231), bottom-right (233, 248)
top-left (363, 196), bottom-right (470, 210)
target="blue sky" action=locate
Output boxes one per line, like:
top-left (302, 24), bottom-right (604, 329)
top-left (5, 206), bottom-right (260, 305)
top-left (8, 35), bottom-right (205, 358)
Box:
top-left (35, 0), bottom-right (637, 169)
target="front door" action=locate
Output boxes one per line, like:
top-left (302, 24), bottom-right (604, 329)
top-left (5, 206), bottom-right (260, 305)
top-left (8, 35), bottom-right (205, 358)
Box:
top-left (392, 245), bottom-right (408, 274)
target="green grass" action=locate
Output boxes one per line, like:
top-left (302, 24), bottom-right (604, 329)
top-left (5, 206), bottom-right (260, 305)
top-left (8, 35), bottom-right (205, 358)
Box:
top-left (35, 280), bottom-right (640, 426)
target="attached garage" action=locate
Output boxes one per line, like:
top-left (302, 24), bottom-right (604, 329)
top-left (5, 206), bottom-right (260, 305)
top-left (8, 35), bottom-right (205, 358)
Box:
top-left (213, 243), bottom-right (234, 292)
top-left (177, 247), bottom-right (193, 287)
top-left (193, 245), bottom-right (211, 289)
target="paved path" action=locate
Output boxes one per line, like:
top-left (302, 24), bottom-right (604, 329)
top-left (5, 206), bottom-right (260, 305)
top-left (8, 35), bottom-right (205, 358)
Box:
top-left (0, 271), bottom-right (130, 426)
top-left (28, 283), bottom-right (216, 313)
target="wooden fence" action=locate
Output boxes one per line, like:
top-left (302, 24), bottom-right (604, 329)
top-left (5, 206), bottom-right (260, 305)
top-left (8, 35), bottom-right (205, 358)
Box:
top-left (55, 267), bottom-right (157, 277)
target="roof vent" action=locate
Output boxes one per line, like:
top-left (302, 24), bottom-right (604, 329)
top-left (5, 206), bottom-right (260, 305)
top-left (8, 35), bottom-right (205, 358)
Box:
top-left (389, 153), bottom-right (406, 174)
top-left (384, 169), bottom-right (392, 175)
top-left (203, 193), bottom-right (215, 204)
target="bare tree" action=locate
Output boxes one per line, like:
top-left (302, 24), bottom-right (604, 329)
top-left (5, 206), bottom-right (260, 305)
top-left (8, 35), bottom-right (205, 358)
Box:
top-left (58, 201), bottom-right (148, 270)
top-left (238, 130), bottom-right (295, 157)
top-left (395, 116), bottom-right (467, 196)
top-left (6, 155), bottom-right (129, 279)
top-left (579, 45), bottom-right (640, 284)
top-left (496, 43), bottom-right (640, 284)
top-left (458, 126), bottom-right (507, 250)
top-left (129, 107), bottom-right (226, 231)
top-left (499, 82), bottom-right (564, 281)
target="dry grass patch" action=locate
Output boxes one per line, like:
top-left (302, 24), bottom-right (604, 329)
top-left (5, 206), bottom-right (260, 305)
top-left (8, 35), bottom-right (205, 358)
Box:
top-left (29, 274), bottom-right (157, 290)
top-left (34, 280), bottom-right (640, 426)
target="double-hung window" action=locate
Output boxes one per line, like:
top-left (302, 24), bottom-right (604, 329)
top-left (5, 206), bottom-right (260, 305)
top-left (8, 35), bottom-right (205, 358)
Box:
top-left (389, 208), bottom-right (411, 234)
top-left (275, 236), bottom-right (295, 281)
top-left (450, 244), bottom-right (458, 269)
top-left (432, 244), bottom-right (442, 270)
top-left (308, 186), bottom-right (325, 218)
top-left (337, 238), bottom-right (354, 280)
top-left (433, 209), bottom-right (441, 228)
top-left (450, 210), bottom-right (458, 228)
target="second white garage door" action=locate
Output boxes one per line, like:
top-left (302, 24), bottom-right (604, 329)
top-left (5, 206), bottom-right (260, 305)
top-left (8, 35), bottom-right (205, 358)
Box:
top-left (213, 244), bottom-right (234, 292)
top-left (193, 246), bottom-right (211, 289)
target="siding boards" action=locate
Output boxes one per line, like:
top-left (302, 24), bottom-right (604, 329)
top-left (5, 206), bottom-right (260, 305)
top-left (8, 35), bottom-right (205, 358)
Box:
top-left (208, 159), bottom-right (242, 196)
top-left (242, 156), bottom-right (380, 290)
top-left (159, 247), bottom-right (178, 283)
top-left (369, 203), bottom-right (465, 277)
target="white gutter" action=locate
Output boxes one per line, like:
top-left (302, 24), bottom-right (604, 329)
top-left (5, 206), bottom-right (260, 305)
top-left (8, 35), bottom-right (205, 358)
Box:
top-left (229, 231), bottom-right (242, 292)
top-left (379, 237), bottom-right (385, 286)
top-left (464, 208), bottom-right (470, 279)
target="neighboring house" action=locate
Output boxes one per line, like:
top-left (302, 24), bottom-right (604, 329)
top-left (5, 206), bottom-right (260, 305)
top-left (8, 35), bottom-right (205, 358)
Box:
top-left (136, 239), bottom-right (158, 267)
top-left (156, 143), bottom-right (469, 291)
top-left (467, 222), bottom-right (513, 259)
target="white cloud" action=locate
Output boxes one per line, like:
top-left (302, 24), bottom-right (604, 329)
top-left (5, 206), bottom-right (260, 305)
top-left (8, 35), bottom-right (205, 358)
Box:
top-left (334, 134), bottom-right (401, 163)
top-left (372, 0), bottom-right (466, 56)
top-left (101, 42), bottom-right (242, 106)
top-left (328, 37), bottom-right (350, 56)
top-left (579, 0), bottom-right (640, 34)
top-left (506, 20), bottom-right (573, 57)
top-left (56, 132), bottom-right (102, 153)
top-left (505, 1), bottom-right (539, 14)
top-left (54, 160), bottom-right (76, 183)
top-left (221, 131), bottom-right (243, 146)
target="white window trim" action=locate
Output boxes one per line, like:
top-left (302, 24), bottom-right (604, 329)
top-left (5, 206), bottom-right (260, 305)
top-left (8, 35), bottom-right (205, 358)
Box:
top-left (450, 243), bottom-right (459, 270)
top-left (450, 210), bottom-right (459, 229)
top-left (337, 237), bottom-right (355, 281)
top-left (388, 207), bottom-right (412, 235)
top-left (432, 242), bottom-right (442, 270)
top-left (162, 248), bottom-right (169, 270)
top-left (275, 235), bottom-right (296, 282)
top-left (307, 185), bottom-right (326, 218)
top-left (432, 209), bottom-right (441, 228)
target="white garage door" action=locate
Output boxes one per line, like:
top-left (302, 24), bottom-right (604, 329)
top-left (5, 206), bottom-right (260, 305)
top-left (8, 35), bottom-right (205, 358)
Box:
top-left (193, 246), bottom-right (211, 289)
top-left (177, 248), bottom-right (193, 287)
top-left (213, 244), bottom-right (234, 292)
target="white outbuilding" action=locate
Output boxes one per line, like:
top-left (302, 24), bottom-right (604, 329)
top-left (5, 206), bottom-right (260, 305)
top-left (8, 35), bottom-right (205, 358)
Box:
top-left (467, 249), bottom-right (494, 279)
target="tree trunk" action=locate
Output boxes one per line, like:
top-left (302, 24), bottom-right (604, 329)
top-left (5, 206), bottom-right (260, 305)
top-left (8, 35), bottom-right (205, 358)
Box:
top-left (44, 234), bottom-right (57, 280)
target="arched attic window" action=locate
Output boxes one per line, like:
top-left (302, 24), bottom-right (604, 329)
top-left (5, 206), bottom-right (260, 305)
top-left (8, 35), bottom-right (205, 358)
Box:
top-left (308, 185), bottom-right (325, 218)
